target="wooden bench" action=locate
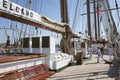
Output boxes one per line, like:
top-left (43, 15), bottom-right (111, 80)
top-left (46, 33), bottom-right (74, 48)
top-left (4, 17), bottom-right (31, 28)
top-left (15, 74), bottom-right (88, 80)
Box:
top-left (0, 64), bottom-right (55, 80)
top-left (26, 64), bottom-right (55, 80)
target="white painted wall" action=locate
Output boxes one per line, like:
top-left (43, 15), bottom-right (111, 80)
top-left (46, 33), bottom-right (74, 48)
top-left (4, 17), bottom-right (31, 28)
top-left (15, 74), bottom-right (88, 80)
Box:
top-left (0, 57), bottom-right (46, 74)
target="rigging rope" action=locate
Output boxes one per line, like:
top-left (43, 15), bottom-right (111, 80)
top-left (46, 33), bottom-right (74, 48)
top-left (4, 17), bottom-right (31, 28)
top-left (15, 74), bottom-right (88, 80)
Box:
top-left (10, 20), bottom-right (14, 44)
top-left (102, 0), bottom-right (113, 39)
top-left (104, 0), bottom-right (120, 56)
top-left (101, 1), bottom-right (113, 40)
top-left (4, 26), bottom-right (8, 40)
top-left (39, 0), bottom-right (43, 13)
top-left (101, 15), bottom-right (108, 38)
top-left (115, 0), bottom-right (120, 33)
top-left (69, 0), bottom-right (73, 19)
top-left (38, 0), bottom-right (43, 35)
top-left (29, 25), bottom-right (32, 37)
top-left (81, 2), bottom-right (85, 34)
top-left (72, 0), bottom-right (80, 32)
top-left (18, 23), bottom-right (24, 45)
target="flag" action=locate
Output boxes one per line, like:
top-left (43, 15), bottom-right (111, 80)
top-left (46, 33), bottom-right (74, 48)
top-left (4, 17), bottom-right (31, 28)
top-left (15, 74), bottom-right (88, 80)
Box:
top-left (98, 7), bottom-right (101, 15)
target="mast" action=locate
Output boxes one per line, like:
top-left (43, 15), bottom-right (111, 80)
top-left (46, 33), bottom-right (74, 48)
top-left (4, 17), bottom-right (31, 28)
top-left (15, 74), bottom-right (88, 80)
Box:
top-left (60, 0), bottom-right (71, 54)
top-left (60, 0), bottom-right (69, 24)
top-left (93, 0), bottom-right (97, 41)
top-left (97, 0), bottom-right (100, 41)
top-left (87, 0), bottom-right (92, 40)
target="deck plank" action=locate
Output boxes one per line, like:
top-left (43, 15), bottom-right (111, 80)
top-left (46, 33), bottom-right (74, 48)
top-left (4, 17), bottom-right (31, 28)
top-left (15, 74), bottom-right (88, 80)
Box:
top-left (47, 54), bottom-right (119, 80)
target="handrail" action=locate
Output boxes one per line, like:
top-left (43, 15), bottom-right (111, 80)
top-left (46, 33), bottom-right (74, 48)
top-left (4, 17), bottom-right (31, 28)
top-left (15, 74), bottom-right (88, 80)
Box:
top-left (0, 54), bottom-right (46, 63)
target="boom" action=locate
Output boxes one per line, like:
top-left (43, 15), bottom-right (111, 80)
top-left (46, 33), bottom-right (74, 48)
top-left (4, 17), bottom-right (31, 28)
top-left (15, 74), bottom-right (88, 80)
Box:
top-left (0, 0), bottom-right (67, 34)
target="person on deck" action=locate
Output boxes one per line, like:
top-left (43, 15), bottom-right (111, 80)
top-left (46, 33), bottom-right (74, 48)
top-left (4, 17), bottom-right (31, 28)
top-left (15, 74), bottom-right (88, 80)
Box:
top-left (108, 46), bottom-right (114, 61)
top-left (88, 46), bottom-right (93, 60)
top-left (96, 47), bottom-right (104, 63)
top-left (100, 47), bottom-right (104, 56)
top-left (6, 36), bottom-right (10, 47)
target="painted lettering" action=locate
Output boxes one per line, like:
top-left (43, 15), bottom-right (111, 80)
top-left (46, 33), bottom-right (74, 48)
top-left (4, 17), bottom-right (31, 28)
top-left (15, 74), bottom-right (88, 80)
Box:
top-left (30, 12), bottom-right (33, 18)
top-left (10, 3), bottom-right (13, 11)
top-left (21, 8), bottom-right (24, 15)
top-left (26, 10), bottom-right (29, 16)
top-left (3, 0), bottom-right (7, 8)
top-left (16, 6), bottom-right (20, 13)
top-left (2, 0), bottom-right (34, 18)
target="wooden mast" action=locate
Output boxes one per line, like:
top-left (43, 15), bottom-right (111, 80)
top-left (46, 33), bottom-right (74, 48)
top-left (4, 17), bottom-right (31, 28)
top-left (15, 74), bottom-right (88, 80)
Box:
top-left (94, 0), bottom-right (97, 41)
top-left (97, 0), bottom-right (100, 41)
top-left (60, 0), bottom-right (69, 24)
top-left (60, 0), bottom-right (71, 54)
top-left (87, 0), bottom-right (92, 40)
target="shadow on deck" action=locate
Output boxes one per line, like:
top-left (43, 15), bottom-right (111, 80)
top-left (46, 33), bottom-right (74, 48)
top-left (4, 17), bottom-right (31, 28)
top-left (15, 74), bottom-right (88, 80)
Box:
top-left (48, 55), bottom-right (120, 80)
top-left (49, 68), bottom-right (118, 80)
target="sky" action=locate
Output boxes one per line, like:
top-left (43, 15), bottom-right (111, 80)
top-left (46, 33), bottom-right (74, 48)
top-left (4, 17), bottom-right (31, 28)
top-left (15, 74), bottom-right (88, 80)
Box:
top-left (0, 0), bottom-right (120, 43)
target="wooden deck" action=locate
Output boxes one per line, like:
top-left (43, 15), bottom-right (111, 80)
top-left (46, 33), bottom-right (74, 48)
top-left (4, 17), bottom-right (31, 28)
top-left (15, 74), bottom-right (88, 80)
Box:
top-left (47, 54), bottom-right (120, 80)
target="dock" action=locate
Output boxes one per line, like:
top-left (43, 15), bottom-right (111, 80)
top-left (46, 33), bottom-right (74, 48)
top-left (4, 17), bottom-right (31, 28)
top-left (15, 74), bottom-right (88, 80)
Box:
top-left (47, 54), bottom-right (120, 80)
